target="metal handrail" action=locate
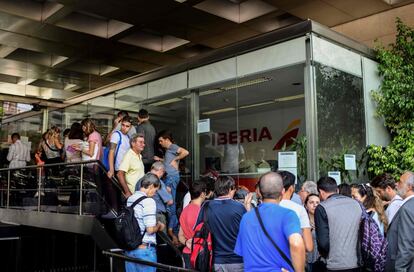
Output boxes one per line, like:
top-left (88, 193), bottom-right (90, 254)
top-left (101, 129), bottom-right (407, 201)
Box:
top-left (102, 250), bottom-right (198, 272)
top-left (0, 160), bottom-right (123, 191)
top-left (1, 159), bottom-right (101, 172)
top-left (0, 160), bottom-right (122, 214)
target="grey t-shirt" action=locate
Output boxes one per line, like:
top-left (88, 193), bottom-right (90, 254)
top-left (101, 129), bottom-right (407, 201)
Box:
top-left (136, 121), bottom-right (156, 164)
top-left (164, 143), bottom-right (179, 176)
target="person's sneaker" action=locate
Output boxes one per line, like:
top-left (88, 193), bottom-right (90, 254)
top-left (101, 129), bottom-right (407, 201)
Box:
top-left (100, 210), bottom-right (117, 219)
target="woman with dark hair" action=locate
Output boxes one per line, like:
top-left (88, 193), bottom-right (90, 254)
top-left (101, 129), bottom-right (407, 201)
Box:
top-left (338, 183), bottom-right (352, 197)
top-left (64, 122), bottom-right (84, 162)
top-left (351, 183), bottom-right (388, 235)
top-left (304, 194), bottom-right (323, 271)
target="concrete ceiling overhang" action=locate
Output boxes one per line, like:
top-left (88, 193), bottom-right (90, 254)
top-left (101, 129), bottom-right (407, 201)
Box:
top-left (0, 0), bottom-right (412, 105)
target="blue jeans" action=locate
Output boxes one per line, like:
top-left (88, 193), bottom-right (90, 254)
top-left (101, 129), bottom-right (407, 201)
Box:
top-left (125, 247), bottom-right (157, 272)
top-left (165, 174), bottom-right (180, 232)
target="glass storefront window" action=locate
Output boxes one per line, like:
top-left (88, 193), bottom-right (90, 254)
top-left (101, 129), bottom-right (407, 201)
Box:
top-left (199, 64), bottom-right (306, 188)
top-left (315, 63), bottom-right (366, 182)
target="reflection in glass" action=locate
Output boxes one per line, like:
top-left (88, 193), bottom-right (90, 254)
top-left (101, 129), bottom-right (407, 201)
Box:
top-left (199, 64), bottom-right (306, 180)
top-left (315, 63), bottom-right (365, 180)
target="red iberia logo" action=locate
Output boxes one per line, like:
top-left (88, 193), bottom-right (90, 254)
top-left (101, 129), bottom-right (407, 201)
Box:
top-left (273, 119), bottom-right (301, 150)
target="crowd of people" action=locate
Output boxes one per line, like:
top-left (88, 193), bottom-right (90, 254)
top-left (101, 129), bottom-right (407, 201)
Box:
top-left (130, 171), bottom-right (414, 272)
top-left (5, 111), bottom-right (414, 272)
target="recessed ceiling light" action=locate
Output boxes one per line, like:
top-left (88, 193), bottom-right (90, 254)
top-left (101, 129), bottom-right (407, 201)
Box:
top-left (203, 107), bottom-right (235, 115)
top-left (274, 94), bottom-right (304, 102)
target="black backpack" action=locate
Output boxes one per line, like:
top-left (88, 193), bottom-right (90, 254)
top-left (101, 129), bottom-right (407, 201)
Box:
top-left (114, 196), bottom-right (147, 250)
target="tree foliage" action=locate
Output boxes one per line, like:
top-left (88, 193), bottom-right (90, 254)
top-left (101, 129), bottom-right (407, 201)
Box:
top-left (368, 18), bottom-right (414, 178)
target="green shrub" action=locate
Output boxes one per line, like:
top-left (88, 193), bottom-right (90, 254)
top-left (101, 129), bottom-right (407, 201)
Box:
top-left (368, 18), bottom-right (414, 179)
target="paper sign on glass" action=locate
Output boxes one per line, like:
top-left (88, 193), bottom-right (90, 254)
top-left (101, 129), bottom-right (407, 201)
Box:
top-left (328, 171), bottom-right (342, 185)
top-left (197, 118), bottom-right (210, 134)
top-left (278, 167), bottom-right (298, 184)
top-left (344, 154), bottom-right (357, 170)
top-left (278, 151), bottom-right (297, 168)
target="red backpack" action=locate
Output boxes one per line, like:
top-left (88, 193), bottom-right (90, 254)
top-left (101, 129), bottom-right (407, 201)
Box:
top-left (190, 202), bottom-right (213, 272)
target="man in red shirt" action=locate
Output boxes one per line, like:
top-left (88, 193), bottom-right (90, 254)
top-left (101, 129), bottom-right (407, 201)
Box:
top-left (178, 180), bottom-right (213, 268)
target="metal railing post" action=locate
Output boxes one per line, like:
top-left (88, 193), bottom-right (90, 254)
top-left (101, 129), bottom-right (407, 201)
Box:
top-left (6, 170), bottom-right (10, 208)
top-left (37, 167), bottom-right (42, 212)
top-left (79, 165), bottom-right (84, 215)
top-left (109, 256), bottom-right (113, 272)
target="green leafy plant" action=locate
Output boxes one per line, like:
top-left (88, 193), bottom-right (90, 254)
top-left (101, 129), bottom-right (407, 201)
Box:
top-left (368, 18), bottom-right (414, 179)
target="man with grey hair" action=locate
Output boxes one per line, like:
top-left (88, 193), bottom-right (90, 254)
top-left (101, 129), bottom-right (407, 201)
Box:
top-left (235, 172), bottom-right (305, 272)
top-left (386, 171), bottom-right (414, 271)
top-left (125, 172), bottom-right (165, 272)
top-left (298, 181), bottom-right (318, 204)
top-left (117, 133), bottom-right (145, 197)
top-left (135, 161), bottom-right (173, 233)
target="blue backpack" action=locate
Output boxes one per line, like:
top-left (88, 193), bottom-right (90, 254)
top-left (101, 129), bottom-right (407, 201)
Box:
top-left (102, 131), bottom-right (122, 171)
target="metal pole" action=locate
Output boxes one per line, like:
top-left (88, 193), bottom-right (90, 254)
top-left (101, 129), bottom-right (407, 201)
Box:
top-left (37, 167), bottom-right (42, 212)
top-left (109, 256), bottom-right (113, 272)
top-left (79, 165), bottom-right (84, 215)
top-left (6, 170), bottom-right (10, 208)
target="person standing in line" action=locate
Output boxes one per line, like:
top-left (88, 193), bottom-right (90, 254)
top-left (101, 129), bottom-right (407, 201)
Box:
top-left (178, 181), bottom-right (212, 268)
top-left (110, 111), bottom-right (137, 140)
top-left (195, 176), bottom-right (248, 272)
top-left (136, 109), bottom-right (156, 173)
top-left (304, 194), bottom-right (322, 272)
top-left (315, 177), bottom-right (362, 272)
top-left (234, 171), bottom-right (305, 272)
top-left (371, 173), bottom-right (403, 223)
top-left (125, 173), bottom-right (165, 272)
top-left (351, 183), bottom-right (388, 235)
top-left (385, 171), bottom-right (414, 271)
top-left (117, 134), bottom-right (146, 197)
top-left (64, 122), bottom-right (83, 163)
top-left (278, 171), bottom-right (314, 254)
top-left (135, 161), bottom-right (173, 233)
top-left (107, 116), bottom-right (132, 179)
top-left (42, 126), bottom-right (63, 165)
top-left (298, 181), bottom-right (318, 204)
top-left (154, 130), bottom-right (189, 242)
top-left (79, 118), bottom-right (103, 162)
top-left (7, 133), bottom-right (31, 168)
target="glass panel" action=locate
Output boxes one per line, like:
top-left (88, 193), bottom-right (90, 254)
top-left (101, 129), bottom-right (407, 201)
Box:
top-left (63, 103), bottom-right (89, 127)
top-left (198, 76), bottom-right (238, 178)
top-left (198, 64), bottom-right (306, 189)
top-left (315, 63), bottom-right (366, 182)
top-left (87, 93), bottom-right (116, 141)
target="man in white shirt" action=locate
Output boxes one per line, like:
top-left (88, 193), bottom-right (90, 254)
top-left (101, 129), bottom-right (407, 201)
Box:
top-left (7, 133), bottom-right (30, 168)
top-left (371, 173), bottom-right (403, 223)
top-left (278, 171), bottom-right (313, 254)
top-left (125, 173), bottom-right (165, 272)
top-left (117, 133), bottom-right (146, 197)
top-left (107, 116), bottom-right (132, 179)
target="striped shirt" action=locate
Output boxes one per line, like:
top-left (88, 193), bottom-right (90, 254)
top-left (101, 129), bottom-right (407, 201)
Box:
top-left (127, 191), bottom-right (157, 245)
top-left (7, 140), bottom-right (30, 168)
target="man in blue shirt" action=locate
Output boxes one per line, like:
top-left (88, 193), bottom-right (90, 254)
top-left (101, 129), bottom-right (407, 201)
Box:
top-left (196, 175), bottom-right (246, 271)
top-left (135, 162), bottom-right (173, 233)
top-left (235, 171), bottom-right (305, 272)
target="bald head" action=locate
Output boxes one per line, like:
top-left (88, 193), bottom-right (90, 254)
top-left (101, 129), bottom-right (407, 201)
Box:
top-left (258, 172), bottom-right (284, 200)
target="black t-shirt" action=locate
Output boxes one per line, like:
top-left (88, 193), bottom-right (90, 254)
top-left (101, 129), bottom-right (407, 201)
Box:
top-left (196, 198), bottom-right (246, 264)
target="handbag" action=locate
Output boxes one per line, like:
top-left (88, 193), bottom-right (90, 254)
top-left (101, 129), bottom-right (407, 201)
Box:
top-left (254, 207), bottom-right (294, 271)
